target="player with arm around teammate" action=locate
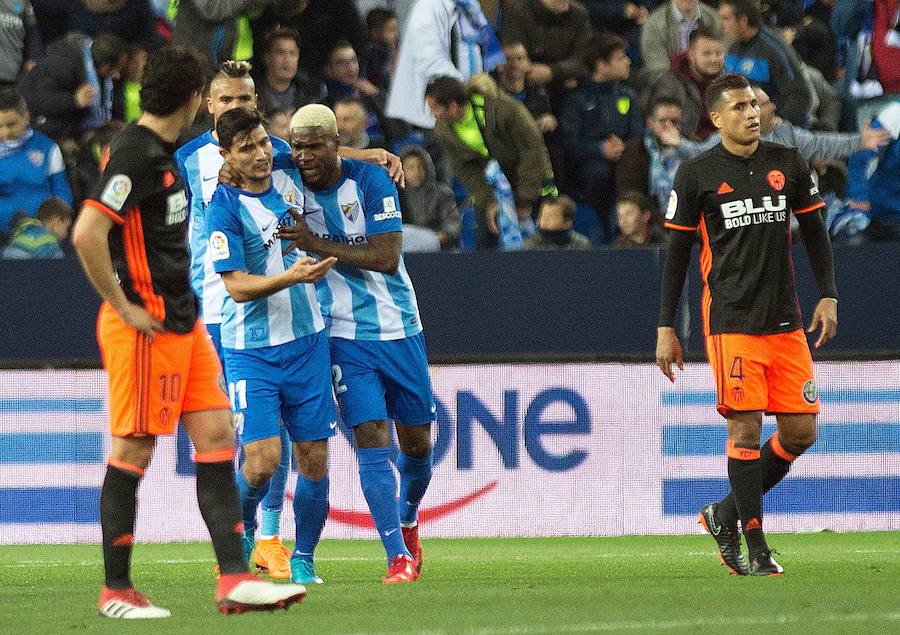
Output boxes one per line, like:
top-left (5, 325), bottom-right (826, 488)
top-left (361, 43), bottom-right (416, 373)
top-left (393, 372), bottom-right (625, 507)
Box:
top-left (206, 107), bottom-right (338, 586)
top-left (656, 73), bottom-right (838, 577)
top-left (278, 104), bottom-right (435, 584)
top-left (72, 46), bottom-right (307, 619)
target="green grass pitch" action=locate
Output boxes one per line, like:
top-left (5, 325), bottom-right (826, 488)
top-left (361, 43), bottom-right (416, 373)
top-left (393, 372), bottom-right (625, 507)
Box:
top-left (1, 533), bottom-right (898, 634)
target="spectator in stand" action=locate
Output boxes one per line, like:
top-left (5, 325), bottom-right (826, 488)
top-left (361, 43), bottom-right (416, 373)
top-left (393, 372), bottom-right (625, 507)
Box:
top-left (790, 3), bottom-right (838, 83)
top-left (172, 0), bottom-right (276, 67)
top-left (717, 0), bottom-right (812, 127)
top-left (323, 40), bottom-right (400, 147)
top-left (493, 40), bottom-right (557, 133)
top-left (670, 86), bottom-right (892, 162)
top-left (559, 33), bottom-right (643, 239)
top-left (616, 97), bottom-right (684, 213)
top-left (70, 119), bottom-right (125, 206)
top-left (250, 0), bottom-right (366, 83)
top-left (640, 0), bottom-right (720, 85)
top-left (254, 27), bottom-right (324, 114)
top-left (263, 105), bottom-right (293, 141)
top-left (501, 0), bottom-right (594, 100)
top-left (0, 89), bottom-right (72, 236)
top-left (70, 0), bottom-right (163, 52)
top-left (30, 0), bottom-right (68, 44)
top-left (400, 145), bottom-right (460, 250)
top-left (1, 197), bottom-right (73, 259)
top-left (18, 31), bottom-right (128, 144)
top-left (386, 0), bottom-right (504, 131)
top-left (645, 24), bottom-right (724, 141)
top-left (425, 74), bottom-right (557, 249)
top-left (873, 0), bottom-right (900, 98)
top-left (582, 2), bottom-right (652, 69)
top-left (523, 194), bottom-right (591, 250)
top-left (364, 7), bottom-right (399, 93)
top-left (334, 97), bottom-right (381, 149)
top-left (609, 190), bottom-right (666, 248)
top-left (860, 103), bottom-right (900, 241)
top-left (0, 0), bottom-right (43, 85)
top-left (759, 0), bottom-right (805, 28)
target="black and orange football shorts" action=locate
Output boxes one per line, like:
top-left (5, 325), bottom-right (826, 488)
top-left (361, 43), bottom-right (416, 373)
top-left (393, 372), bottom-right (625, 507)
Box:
top-left (705, 328), bottom-right (820, 418)
top-left (97, 302), bottom-right (229, 437)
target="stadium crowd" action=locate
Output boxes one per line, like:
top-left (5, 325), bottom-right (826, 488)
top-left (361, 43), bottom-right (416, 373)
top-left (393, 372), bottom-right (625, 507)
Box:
top-left (1, 0), bottom-right (899, 257)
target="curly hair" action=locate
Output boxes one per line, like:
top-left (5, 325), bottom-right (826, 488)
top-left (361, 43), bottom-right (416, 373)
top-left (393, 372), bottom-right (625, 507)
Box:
top-left (139, 46), bottom-right (210, 116)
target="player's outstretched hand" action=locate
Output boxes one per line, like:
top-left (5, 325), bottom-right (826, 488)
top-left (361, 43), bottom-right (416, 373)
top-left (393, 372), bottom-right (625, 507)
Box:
top-left (120, 302), bottom-right (165, 341)
top-left (218, 161), bottom-right (244, 188)
top-left (286, 256), bottom-right (338, 283)
top-left (807, 298), bottom-right (838, 349)
top-left (278, 208), bottom-right (313, 253)
top-left (656, 327), bottom-right (683, 383)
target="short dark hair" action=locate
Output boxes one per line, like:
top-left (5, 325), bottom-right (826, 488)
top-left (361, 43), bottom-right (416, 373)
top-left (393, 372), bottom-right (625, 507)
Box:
top-left (333, 96), bottom-right (367, 115)
top-left (705, 72), bottom-right (751, 112)
top-left (262, 27), bottom-right (301, 57)
top-left (91, 32), bottom-right (127, 69)
top-left (720, 0), bottom-right (761, 27)
top-left (0, 87), bottom-right (27, 114)
top-left (37, 197), bottom-right (74, 224)
top-left (688, 24), bottom-right (723, 47)
top-left (584, 32), bottom-right (628, 70)
top-left (547, 195), bottom-right (577, 223)
top-left (617, 191), bottom-right (655, 214)
top-left (366, 7), bottom-right (396, 33)
top-left (140, 45), bottom-right (209, 116)
top-left (648, 97), bottom-right (683, 116)
top-left (328, 39), bottom-right (356, 60)
top-left (217, 107), bottom-right (266, 150)
top-left (424, 76), bottom-right (467, 106)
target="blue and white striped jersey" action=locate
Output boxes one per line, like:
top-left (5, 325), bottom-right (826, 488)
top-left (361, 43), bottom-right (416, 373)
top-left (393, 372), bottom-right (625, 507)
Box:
top-left (205, 178), bottom-right (325, 350)
top-left (174, 131), bottom-right (295, 324)
top-left (303, 159), bottom-right (422, 341)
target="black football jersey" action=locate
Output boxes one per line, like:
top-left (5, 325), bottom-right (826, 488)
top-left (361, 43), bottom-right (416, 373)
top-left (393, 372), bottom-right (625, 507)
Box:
top-left (85, 124), bottom-right (197, 334)
top-left (665, 141), bottom-right (824, 335)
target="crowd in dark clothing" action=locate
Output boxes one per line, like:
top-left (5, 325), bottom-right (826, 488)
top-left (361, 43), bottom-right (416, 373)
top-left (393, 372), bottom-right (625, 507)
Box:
top-left (1, 0), bottom-right (899, 257)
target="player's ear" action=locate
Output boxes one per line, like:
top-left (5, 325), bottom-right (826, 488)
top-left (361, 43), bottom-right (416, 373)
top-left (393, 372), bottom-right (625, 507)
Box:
top-left (709, 110), bottom-right (722, 130)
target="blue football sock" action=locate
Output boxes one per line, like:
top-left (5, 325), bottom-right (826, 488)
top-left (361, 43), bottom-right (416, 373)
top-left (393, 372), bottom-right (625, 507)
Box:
top-left (235, 467), bottom-right (267, 535)
top-left (396, 449), bottom-right (433, 525)
top-left (357, 446), bottom-right (409, 561)
top-left (292, 474), bottom-right (329, 562)
top-left (260, 429), bottom-right (292, 536)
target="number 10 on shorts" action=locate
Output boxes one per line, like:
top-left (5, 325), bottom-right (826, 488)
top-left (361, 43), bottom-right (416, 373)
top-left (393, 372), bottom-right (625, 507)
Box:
top-left (228, 380), bottom-right (248, 410)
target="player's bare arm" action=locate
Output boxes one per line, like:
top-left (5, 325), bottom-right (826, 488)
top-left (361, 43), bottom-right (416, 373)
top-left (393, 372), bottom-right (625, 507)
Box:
top-left (220, 256), bottom-right (337, 302)
top-left (808, 298), bottom-right (837, 349)
top-left (795, 203), bottom-right (839, 349)
top-left (277, 208), bottom-right (402, 274)
top-left (339, 147), bottom-right (405, 188)
top-left (72, 207), bottom-right (164, 340)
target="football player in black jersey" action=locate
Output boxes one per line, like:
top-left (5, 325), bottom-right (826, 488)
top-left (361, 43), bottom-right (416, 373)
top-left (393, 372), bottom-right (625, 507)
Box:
top-left (656, 73), bottom-right (837, 576)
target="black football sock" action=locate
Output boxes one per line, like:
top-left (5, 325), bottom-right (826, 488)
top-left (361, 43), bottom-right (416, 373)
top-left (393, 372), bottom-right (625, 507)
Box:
top-left (718, 434), bottom-right (796, 526)
top-left (196, 460), bottom-right (248, 575)
top-left (726, 445), bottom-right (768, 556)
top-left (100, 464), bottom-right (141, 589)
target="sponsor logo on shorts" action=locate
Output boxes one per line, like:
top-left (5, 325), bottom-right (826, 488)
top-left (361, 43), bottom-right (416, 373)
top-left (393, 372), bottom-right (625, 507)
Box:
top-left (100, 174), bottom-right (132, 211)
top-left (803, 380), bottom-right (818, 404)
top-left (209, 231), bottom-right (229, 261)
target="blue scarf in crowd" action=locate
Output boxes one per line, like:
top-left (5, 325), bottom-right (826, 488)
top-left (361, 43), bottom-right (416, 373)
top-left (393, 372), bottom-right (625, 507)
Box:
top-left (0, 128), bottom-right (33, 160)
top-left (644, 130), bottom-right (680, 214)
top-left (81, 38), bottom-right (113, 132)
top-left (455, 0), bottom-right (505, 75)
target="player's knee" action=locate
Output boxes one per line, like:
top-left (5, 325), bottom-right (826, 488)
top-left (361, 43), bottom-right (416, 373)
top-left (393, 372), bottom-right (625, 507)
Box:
top-left (294, 440), bottom-right (328, 480)
top-left (353, 420), bottom-right (390, 449)
top-left (397, 425), bottom-right (432, 458)
top-left (782, 422), bottom-right (817, 454)
top-left (243, 445), bottom-right (279, 483)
